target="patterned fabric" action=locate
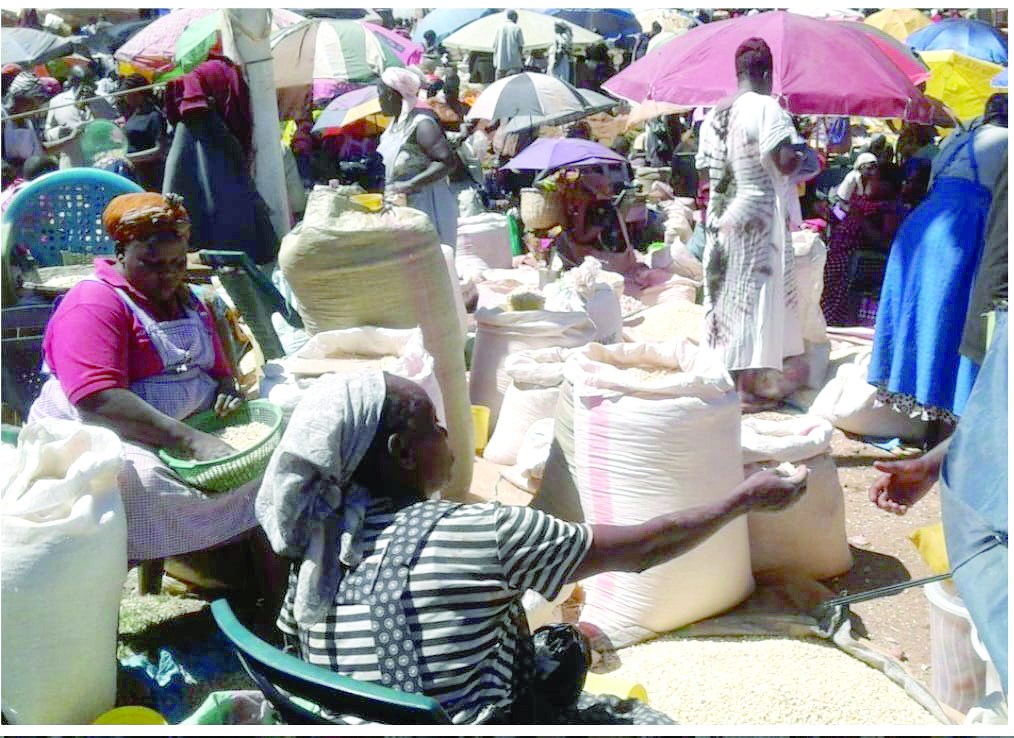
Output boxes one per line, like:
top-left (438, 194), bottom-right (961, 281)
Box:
top-left (695, 91), bottom-right (803, 372)
top-left (277, 498), bottom-right (591, 724)
top-left (102, 192), bottom-right (190, 245)
top-left (821, 195), bottom-right (889, 326)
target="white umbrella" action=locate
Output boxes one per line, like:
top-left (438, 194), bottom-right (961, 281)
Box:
top-left (442, 10), bottom-right (602, 54)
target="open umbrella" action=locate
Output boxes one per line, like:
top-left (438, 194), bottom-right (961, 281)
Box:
top-left (864, 8), bottom-right (931, 42)
top-left (604, 11), bottom-right (948, 124)
top-left (919, 50), bottom-right (1005, 122)
top-left (993, 67), bottom-right (1008, 89)
top-left (71, 19), bottom-right (154, 56)
top-left (114, 8), bottom-right (304, 79)
top-left (544, 9), bottom-right (641, 40)
top-left (505, 136), bottom-right (628, 173)
top-left (786, 7), bottom-right (865, 21)
top-left (836, 21), bottom-right (931, 85)
top-left (501, 87), bottom-right (620, 135)
top-left (271, 19), bottom-right (403, 121)
top-left (310, 84), bottom-right (430, 137)
top-left (1, 27), bottom-right (75, 66)
top-left (443, 10), bottom-right (602, 54)
top-left (907, 18), bottom-right (1008, 66)
top-left (466, 72), bottom-right (615, 132)
top-left (362, 23), bottom-right (423, 67)
top-left (411, 8), bottom-right (497, 45)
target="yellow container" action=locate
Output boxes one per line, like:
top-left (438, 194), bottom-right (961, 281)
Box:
top-left (472, 405), bottom-right (490, 454)
top-left (583, 672), bottom-right (649, 704)
top-left (93, 706), bottom-right (168, 725)
top-left (350, 193), bottom-right (384, 212)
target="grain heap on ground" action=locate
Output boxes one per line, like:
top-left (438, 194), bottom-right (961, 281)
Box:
top-left (603, 634), bottom-right (941, 725)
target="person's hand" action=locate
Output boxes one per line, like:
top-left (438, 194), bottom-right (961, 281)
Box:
top-left (742, 465), bottom-right (808, 512)
top-left (868, 457), bottom-right (938, 515)
top-left (389, 179), bottom-right (416, 196)
top-left (186, 429), bottom-right (236, 462)
top-left (213, 391), bottom-right (243, 418)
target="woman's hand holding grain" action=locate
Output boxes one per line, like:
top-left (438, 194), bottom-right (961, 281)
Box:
top-left (742, 465), bottom-right (808, 512)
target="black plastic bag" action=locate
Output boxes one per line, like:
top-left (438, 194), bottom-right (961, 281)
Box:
top-left (531, 624), bottom-right (592, 712)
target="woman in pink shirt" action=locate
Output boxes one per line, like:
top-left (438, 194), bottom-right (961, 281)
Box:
top-left (29, 192), bottom-right (285, 622)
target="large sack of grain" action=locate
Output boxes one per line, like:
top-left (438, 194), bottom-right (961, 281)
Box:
top-left (533, 374), bottom-right (583, 523)
top-left (455, 212), bottom-right (513, 282)
top-left (741, 415), bottom-right (852, 578)
top-left (470, 308), bottom-right (596, 428)
top-left (809, 333), bottom-right (927, 442)
top-left (1, 420), bottom-right (126, 724)
top-left (661, 199), bottom-right (695, 247)
top-left (440, 244), bottom-right (468, 340)
top-left (792, 230), bottom-right (832, 389)
top-left (483, 347), bottom-right (573, 465)
top-left (567, 340), bottom-right (752, 648)
top-left (543, 257), bottom-right (624, 343)
top-left (628, 270), bottom-right (699, 307)
top-left (278, 186), bottom-right (472, 498)
top-left (474, 267), bottom-right (541, 311)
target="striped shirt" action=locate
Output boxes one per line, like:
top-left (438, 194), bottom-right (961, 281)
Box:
top-left (277, 498), bottom-right (592, 724)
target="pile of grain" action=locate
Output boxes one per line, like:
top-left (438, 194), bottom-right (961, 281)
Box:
top-left (211, 420), bottom-right (272, 450)
top-left (619, 294), bottom-right (647, 316)
top-left (625, 300), bottom-right (704, 343)
top-left (625, 365), bottom-right (677, 382)
top-left (603, 634), bottom-right (941, 725)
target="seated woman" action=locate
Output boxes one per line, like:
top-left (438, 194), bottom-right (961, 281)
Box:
top-left (831, 152), bottom-right (878, 222)
top-left (27, 192), bottom-right (285, 620)
top-left (256, 371), bottom-right (807, 724)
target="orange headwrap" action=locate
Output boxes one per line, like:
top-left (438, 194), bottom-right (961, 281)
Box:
top-left (102, 192), bottom-right (191, 245)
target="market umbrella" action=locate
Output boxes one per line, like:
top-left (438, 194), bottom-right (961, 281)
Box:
top-left (603, 11), bottom-right (948, 125)
top-left (362, 23), bottom-right (423, 67)
top-left (466, 72), bottom-right (615, 132)
top-left (114, 8), bottom-right (304, 79)
top-left (634, 9), bottom-right (699, 34)
top-left (992, 67), bottom-right (1008, 89)
top-left (500, 86), bottom-right (619, 135)
top-left (504, 136), bottom-right (628, 173)
top-left (71, 19), bottom-right (154, 56)
top-left (836, 21), bottom-right (932, 85)
top-left (443, 10), bottom-right (603, 54)
top-left (919, 50), bottom-right (1005, 122)
top-left (271, 18), bottom-right (403, 121)
top-left (1, 27), bottom-right (75, 66)
top-left (906, 18), bottom-right (1008, 66)
top-left (410, 8), bottom-right (497, 45)
top-left (863, 8), bottom-right (931, 42)
top-left (310, 84), bottom-right (430, 137)
top-left (786, 7), bottom-right (865, 21)
top-left (544, 9), bottom-right (641, 40)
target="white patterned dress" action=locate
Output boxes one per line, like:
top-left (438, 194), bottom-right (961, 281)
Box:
top-left (695, 91), bottom-right (804, 372)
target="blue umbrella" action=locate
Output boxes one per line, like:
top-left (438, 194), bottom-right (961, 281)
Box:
top-left (992, 67), bottom-right (1008, 88)
top-left (545, 9), bottom-right (642, 40)
top-left (906, 18), bottom-right (1008, 66)
top-left (1, 27), bottom-right (75, 66)
top-left (411, 8), bottom-right (497, 45)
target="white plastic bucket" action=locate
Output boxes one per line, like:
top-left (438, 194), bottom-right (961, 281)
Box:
top-left (969, 623), bottom-right (1002, 698)
top-left (925, 580), bottom-right (986, 713)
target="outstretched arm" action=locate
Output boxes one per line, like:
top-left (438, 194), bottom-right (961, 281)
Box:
top-left (868, 440), bottom-right (951, 515)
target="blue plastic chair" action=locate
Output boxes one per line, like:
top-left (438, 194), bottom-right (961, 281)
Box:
top-left (1, 168), bottom-right (143, 268)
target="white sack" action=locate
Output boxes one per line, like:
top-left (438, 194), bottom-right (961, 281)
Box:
top-left (455, 212), bottom-right (513, 283)
top-left (740, 415), bottom-right (833, 464)
top-left (483, 348), bottom-right (569, 466)
top-left (1, 420), bottom-right (126, 725)
top-left (568, 340), bottom-right (752, 648)
top-left (440, 244), bottom-right (469, 340)
top-left (474, 267), bottom-right (541, 311)
top-left (791, 229), bottom-right (829, 345)
top-left (470, 308), bottom-right (597, 428)
top-left (669, 242), bottom-right (704, 282)
top-left (513, 416), bottom-right (555, 487)
top-left (543, 257), bottom-right (624, 344)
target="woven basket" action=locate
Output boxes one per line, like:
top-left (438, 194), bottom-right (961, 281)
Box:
top-left (158, 400), bottom-right (284, 493)
top-left (520, 187), bottom-right (565, 231)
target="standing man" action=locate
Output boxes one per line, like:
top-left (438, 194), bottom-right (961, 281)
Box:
top-left (492, 10), bottom-right (525, 80)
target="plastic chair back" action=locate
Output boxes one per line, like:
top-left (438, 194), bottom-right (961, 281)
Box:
top-left (1, 168), bottom-right (143, 267)
top-left (209, 599), bottom-right (451, 725)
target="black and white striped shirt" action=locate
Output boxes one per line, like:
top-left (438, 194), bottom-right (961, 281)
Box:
top-left (277, 499), bottom-right (592, 724)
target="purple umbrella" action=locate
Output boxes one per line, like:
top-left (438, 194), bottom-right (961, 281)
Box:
top-left (505, 137), bottom-right (628, 174)
top-left (362, 22), bottom-right (423, 66)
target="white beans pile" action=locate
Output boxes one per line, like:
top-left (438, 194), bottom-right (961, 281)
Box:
top-left (603, 634), bottom-right (941, 725)
top-left (211, 421), bottom-right (272, 452)
top-left (619, 294), bottom-right (647, 316)
top-left (625, 366), bottom-right (676, 382)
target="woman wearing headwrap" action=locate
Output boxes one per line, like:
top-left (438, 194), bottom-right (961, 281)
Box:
top-left (28, 193), bottom-right (285, 613)
top-left (256, 370), bottom-right (808, 725)
top-left (831, 151), bottom-right (878, 221)
top-left (376, 67), bottom-right (458, 248)
top-left (2, 71), bottom-right (48, 170)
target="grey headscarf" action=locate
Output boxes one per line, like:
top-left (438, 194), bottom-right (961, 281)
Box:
top-left (255, 370), bottom-right (386, 629)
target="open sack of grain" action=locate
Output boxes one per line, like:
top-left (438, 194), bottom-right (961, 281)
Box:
top-left (2, 420), bottom-right (126, 724)
top-left (278, 186), bottom-right (472, 499)
top-left (623, 299), bottom-right (703, 344)
top-left (473, 267), bottom-right (541, 311)
top-left (565, 340), bottom-right (751, 648)
top-left (741, 414), bottom-right (852, 579)
top-left (542, 257), bottom-right (624, 343)
top-left (259, 327), bottom-right (443, 426)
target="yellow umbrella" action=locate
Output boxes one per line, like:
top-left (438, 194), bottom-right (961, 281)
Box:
top-left (920, 49), bottom-right (1004, 122)
top-left (864, 8), bottom-right (931, 42)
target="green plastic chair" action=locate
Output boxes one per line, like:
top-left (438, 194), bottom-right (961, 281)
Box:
top-left (209, 599), bottom-right (451, 725)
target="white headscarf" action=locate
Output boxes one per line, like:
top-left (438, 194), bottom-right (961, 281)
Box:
top-left (381, 67), bottom-right (422, 124)
top-left (255, 371), bottom-right (386, 629)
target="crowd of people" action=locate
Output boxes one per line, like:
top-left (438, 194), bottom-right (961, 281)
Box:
top-left (1, 6), bottom-right (1007, 727)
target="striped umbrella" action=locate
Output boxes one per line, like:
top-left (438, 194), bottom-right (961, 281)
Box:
top-left (271, 19), bottom-right (403, 121)
top-left (362, 22), bottom-right (423, 66)
top-left (310, 84), bottom-right (430, 137)
top-left (466, 72), bottom-right (613, 132)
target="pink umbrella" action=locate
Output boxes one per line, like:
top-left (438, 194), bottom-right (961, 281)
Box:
top-left (603, 10), bottom-right (945, 123)
top-left (834, 20), bottom-right (932, 85)
top-left (362, 23), bottom-right (423, 67)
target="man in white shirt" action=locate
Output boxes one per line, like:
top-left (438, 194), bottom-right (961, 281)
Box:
top-left (492, 10), bottom-right (525, 80)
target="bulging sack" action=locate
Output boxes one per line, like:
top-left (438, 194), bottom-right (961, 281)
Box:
top-left (1, 420), bottom-right (126, 725)
top-left (741, 415), bottom-right (852, 579)
top-left (469, 308), bottom-right (596, 429)
top-left (567, 340), bottom-right (752, 648)
top-left (791, 229), bottom-right (829, 345)
top-left (455, 212), bottom-right (513, 282)
top-left (278, 187), bottom-right (472, 498)
top-left (543, 257), bottom-right (623, 344)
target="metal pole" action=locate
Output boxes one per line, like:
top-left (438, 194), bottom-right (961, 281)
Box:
top-left (0, 81), bottom-right (168, 123)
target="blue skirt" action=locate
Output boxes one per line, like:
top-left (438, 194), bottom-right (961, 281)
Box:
top-left (868, 178), bottom-right (991, 419)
